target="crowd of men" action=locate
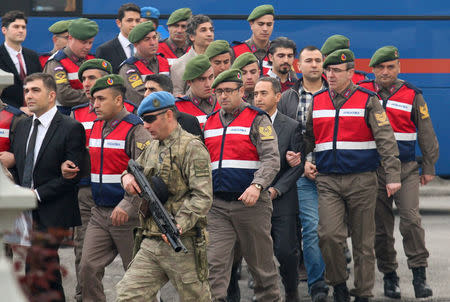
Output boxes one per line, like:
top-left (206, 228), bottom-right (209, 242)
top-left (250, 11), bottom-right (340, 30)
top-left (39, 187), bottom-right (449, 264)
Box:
top-left (0, 3), bottom-right (439, 302)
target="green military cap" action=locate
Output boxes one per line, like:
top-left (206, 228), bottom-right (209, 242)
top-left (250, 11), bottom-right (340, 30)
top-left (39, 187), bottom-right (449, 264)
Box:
top-left (205, 40), bottom-right (231, 60)
top-left (167, 8), bottom-right (192, 26)
top-left (128, 21), bottom-right (155, 44)
top-left (48, 20), bottom-right (72, 34)
top-left (90, 74), bottom-right (125, 96)
top-left (182, 55), bottom-right (211, 81)
top-left (212, 68), bottom-right (242, 88)
top-left (321, 34), bottom-right (350, 56)
top-left (369, 46), bottom-right (400, 67)
top-left (68, 18), bottom-right (98, 40)
top-left (323, 49), bottom-right (354, 69)
top-left (231, 52), bottom-right (258, 70)
top-left (247, 4), bottom-right (274, 21)
top-left (78, 59), bottom-right (113, 81)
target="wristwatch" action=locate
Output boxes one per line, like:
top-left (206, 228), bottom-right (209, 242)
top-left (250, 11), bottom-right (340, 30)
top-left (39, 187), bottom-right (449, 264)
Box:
top-left (252, 183), bottom-right (263, 191)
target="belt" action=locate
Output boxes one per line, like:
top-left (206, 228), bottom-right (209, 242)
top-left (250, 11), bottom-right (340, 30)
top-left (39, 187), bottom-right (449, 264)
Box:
top-left (214, 192), bottom-right (242, 202)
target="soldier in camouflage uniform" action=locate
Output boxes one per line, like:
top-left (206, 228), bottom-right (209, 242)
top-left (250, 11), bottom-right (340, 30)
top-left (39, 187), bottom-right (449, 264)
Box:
top-left (117, 91), bottom-right (212, 302)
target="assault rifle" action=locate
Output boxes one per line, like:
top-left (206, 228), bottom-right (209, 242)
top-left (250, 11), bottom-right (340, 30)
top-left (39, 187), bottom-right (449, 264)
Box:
top-left (128, 159), bottom-right (187, 253)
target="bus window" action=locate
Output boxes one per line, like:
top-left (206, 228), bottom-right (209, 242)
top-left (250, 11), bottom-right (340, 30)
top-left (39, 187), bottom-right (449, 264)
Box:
top-left (32, 0), bottom-right (80, 13)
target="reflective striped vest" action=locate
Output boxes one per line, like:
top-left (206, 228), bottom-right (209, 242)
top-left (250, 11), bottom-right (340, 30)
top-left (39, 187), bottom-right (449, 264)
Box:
top-left (232, 42), bottom-right (271, 76)
top-left (175, 96), bottom-right (220, 128)
top-left (89, 114), bottom-right (142, 207)
top-left (358, 80), bottom-right (418, 162)
top-left (204, 106), bottom-right (262, 193)
top-left (312, 87), bottom-right (379, 174)
top-left (157, 40), bottom-right (190, 67)
top-left (0, 105), bottom-right (23, 152)
top-left (53, 50), bottom-right (95, 90)
top-left (39, 52), bottom-right (52, 68)
top-left (120, 55), bottom-right (170, 80)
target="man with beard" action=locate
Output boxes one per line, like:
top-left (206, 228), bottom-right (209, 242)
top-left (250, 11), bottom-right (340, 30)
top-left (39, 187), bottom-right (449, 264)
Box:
top-left (267, 37), bottom-right (298, 92)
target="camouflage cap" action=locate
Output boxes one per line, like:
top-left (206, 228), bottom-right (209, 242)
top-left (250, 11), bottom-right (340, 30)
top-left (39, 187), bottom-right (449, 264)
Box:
top-left (138, 91), bottom-right (175, 116)
top-left (141, 6), bottom-right (160, 19)
top-left (205, 40), bottom-right (231, 60)
top-left (182, 54), bottom-right (212, 81)
top-left (68, 18), bottom-right (99, 40)
top-left (128, 21), bottom-right (156, 44)
top-left (90, 74), bottom-right (125, 96)
top-left (369, 46), bottom-right (400, 67)
top-left (78, 59), bottom-right (113, 81)
top-left (321, 34), bottom-right (350, 56)
top-left (323, 49), bottom-right (354, 69)
top-left (247, 4), bottom-right (274, 21)
top-left (167, 8), bottom-right (192, 26)
top-left (48, 20), bottom-right (72, 34)
top-left (212, 68), bottom-right (242, 88)
top-left (231, 52), bottom-right (258, 70)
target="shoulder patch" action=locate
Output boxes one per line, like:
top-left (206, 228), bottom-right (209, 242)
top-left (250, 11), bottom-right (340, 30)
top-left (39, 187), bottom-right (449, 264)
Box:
top-left (375, 111), bottom-right (390, 126)
top-left (54, 66), bottom-right (64, 71)
top-left (259, 125), bottom-right (275, 140)
top-left (128, 74), bottom-right (144, 88)
top-left (193, 159), bottom-right (210, 177)
top-left (419, 103), bottom-right (430, 120)
top-left (136, 140), bottom-right (151, 150)
top-left (54, 71), bottom-right (68, 84)
top-left (126, 69), bottom-right (137, 74)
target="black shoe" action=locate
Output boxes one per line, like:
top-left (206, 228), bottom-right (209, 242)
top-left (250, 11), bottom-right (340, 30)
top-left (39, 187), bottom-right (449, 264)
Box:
top-left (412, 267), bottom-right (433, 298)
top-left (285, 290), bottom-right (301, 302)
top-left (354, 297), bottom-right (369, 302)
top-left (333, 283), bottom-right (350, 302)
top-left (383, 271), bottom-right (401, 299)
top-left (311, 280), bottom-right (329, 302)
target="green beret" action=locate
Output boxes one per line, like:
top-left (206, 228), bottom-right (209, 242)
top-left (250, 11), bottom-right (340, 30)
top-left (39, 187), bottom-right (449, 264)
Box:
top-left (78, 59), bottom-right (113, 81)
top-left (68, 18), bottom-right (98, 40)
top-left (323, 49), bottom-right (354, 69)
top-left (205, 40), bottom-right (230, 60)
top-left (48, 20), bottom-right (72, 34)
top-left (247, 4), bottom-right (274, 22)
top-left (212, 68), bottom-right (242, 89)
top-left (128, 21), bottom-right (155, 44)
top-left (182, 55), bottom-right (211, 81)
top-left (231, 52), bottom-right (258, 70)
top-left (321, 34), bottom-right (350, 56)
top-left (90, 74), bottom-right (125, 96)
top-left (369, 46), bottom-right (399, 67)
top-left (167, 8), bottom-right (192, 26)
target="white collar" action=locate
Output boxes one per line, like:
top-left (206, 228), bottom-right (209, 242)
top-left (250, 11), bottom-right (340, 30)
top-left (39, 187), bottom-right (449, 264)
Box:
top-left (33, 105), bottom-right (57, 129)
top-left (118, 32), bottom-right (132, 48)
top-left (4, 41), bottom-right (22, 57)
top-left (270, 109), bottom-right (278, 123)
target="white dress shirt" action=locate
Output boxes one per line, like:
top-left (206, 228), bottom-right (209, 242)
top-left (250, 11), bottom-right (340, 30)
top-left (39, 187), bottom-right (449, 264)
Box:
top-left (270, 109), bottom-right (278, 124)
top-left (118, 32), bottom-right (134, 58)
top-left (4, 42), bottom-right (27, 75)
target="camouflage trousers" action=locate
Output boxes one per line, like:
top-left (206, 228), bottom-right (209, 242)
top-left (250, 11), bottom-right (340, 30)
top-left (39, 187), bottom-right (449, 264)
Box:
top-left (116, 236), bottom-right (211, 302)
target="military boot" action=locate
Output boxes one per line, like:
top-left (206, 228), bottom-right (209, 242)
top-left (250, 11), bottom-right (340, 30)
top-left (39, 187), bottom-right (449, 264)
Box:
top-left (311, 280), bottom-right (329, 302)
top-left (383, 271), bottom-right (401, 299)
top-left (412, 267), bottom-right (433, 298)
top-left (333, 283), bottom-right (350, 302)
top-left (285, 290), bottom-right (301, 302)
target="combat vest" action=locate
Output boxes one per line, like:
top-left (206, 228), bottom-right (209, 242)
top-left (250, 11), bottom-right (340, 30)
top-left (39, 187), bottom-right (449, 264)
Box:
top-left (52, 50), bottom-right (95, 90)
top-left (157, 40), bottom-right (190, 67)
top-left (175, 96), bottom-right (221, 128)
top-left (120, 55), bottom-right (170, 80)
top-left (72, 101), bottom-right (137, 146)
top-left (0, 105), bottom-right (22, 152)
top-left (232, 42), bottom-right (271, 76)
top-left (39, 52), bottom-right (52, 69)
top-left (312, 87), bottom-right (379, 174)
top-left (140, 127), bottom-right (203, 236)
top-left (359, 80), bottom-right (418, 162)
top-left (204, 106), bottom-right (262, 193)
top-left (89, 114), bottom-right (142, 207)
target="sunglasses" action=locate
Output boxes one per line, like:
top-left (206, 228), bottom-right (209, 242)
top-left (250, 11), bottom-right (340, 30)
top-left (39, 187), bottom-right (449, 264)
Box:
top-left (141, 110), bottom-right (167, 123)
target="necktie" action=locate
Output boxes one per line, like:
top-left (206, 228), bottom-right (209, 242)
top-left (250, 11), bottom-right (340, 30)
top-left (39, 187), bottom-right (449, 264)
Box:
top-left (22, 119), bottom-right (40, 188)
top-left (128, 44), bottom-right (134, 57)
top-left (17, 53), bottom-right (26, 82)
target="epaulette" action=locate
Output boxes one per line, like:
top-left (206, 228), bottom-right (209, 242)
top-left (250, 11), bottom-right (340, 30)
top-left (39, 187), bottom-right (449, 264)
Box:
top-left (123, 113), bottom-right (143, 125)
top-left (313, 87), bottom-right (329, 97)
top-left (51, 49), bottom-right (67, 62)
top-left (357, 79), bottom-right (374, 85)
top-left (71, 103), bottom-right (90, 111)
top-left (248, 105), bottom-right (270, 118)
top-left (175, 96), bottom-right (190, 103)
top-left (403, 81), bottom-right (423, 94)
top-left (231, 41), bottom-right (245, 47)
top-left (357, 86), bottom-right (377, 96)
top-left (355, 70), bottom-right (368, 76)
top-left (119, 56), bottom-right (138, 69)
top-left (4, 104), bottom-right (25, 116)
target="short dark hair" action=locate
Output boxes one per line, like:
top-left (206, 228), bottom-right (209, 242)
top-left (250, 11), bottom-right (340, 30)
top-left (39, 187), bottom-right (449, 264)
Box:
top-left (268, 37), bottom-right (297, 57)
top-left (346, 61), bottom-right (355, 70)
top-left (110, 86), bottom-right (127, 100)
top-left (117, 3), bottom-right (141, 21)
top-left (24, 73), bottom-right (56, 93)
top-left (1, 10), bottom-right (27, 28)
top-left (145, 74), bottom-right (174, 93)
top-left (299, 45), bottom-right (322, 59)
top-left (186, 15), bottom-right (213, 45)
top-left (256, 76), bottom-right (281, 94)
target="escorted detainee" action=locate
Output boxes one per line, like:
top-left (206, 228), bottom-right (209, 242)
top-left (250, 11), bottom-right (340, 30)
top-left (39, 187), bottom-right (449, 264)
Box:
top-left (267, 37), bottom-right (298, 92)
top-left (231, 52), bottom-right (261, 105)
top-left (204, 69), bottom-right (281, 301)
top-left (303, 49), bottom-right (401, 302)
top-left (78, 75), bottom-right (151, 302)
top-left (44, 18), bottom-right (98, 114)
top-left (359, 46), bottom-right (439, 299)
top-left (117, 91), bottom-right (213, 301)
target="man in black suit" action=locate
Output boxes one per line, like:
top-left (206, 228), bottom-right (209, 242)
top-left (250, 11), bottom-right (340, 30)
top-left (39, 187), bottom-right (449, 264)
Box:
top-left (11, 73), bottom-right (85, 301)
top-left (254, 76), bottom-right (304, 302)
top-left (96, 3), bottom-right (141, 73)
top-left (0, 10), bottom-right (42, 110)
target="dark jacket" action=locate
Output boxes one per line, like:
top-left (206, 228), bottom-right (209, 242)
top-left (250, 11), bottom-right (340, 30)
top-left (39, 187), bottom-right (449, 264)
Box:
top-left (96, 36), bottom-right (127, 74)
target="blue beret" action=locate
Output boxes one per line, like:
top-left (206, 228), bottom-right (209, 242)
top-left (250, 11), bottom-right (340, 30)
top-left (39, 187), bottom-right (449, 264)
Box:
top-left (138, 91), bottom-right (175, 116)
top-left (141, 6), bottom-right (160, 19)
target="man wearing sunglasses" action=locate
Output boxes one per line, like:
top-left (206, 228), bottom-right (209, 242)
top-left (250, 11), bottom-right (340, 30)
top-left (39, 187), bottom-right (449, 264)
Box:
top-left (118, 91), bottom-right (212, 301)
top-left (303, 49), bottom-right (401, 302)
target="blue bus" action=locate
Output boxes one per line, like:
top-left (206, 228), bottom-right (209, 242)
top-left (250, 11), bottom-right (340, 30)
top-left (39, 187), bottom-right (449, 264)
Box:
top-left (1, 0), bottom-right (449, 175)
